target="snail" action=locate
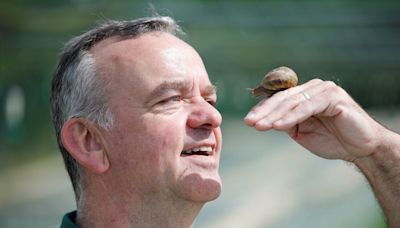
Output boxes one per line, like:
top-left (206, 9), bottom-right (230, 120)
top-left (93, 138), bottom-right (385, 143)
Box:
top-left (251, 66), bottom-right (298, 97)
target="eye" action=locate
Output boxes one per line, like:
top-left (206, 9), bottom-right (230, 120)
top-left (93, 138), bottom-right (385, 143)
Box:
top-left (158, 95), bottom-right (182, 105)
top-left (205, 98), bottom-right (217, 107)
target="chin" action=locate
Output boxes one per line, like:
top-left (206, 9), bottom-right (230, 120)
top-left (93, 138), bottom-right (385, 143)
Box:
top-left (177, 173), bottom-right (222, 203)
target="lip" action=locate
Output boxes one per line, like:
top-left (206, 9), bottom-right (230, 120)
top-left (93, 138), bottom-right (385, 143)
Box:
top-left (180, 141), bottom-right (218, 168)
top-left (180, 146), bottom-right (218, 169)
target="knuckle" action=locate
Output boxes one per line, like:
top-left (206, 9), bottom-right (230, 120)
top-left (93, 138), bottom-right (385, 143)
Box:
top-left (310, 78), bottom-right (323, 84)
top-left (324, 80), bottom-right (337, 88)
top-left (324, 81), bottom-right (344, 94)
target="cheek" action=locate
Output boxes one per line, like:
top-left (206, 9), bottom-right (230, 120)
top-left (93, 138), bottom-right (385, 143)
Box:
top-left (109, 114), bottom-right (187, 173)
top-left (214, 127), bottom-right (222, 154)
top-left (144, 114), bottom-right (186, 152)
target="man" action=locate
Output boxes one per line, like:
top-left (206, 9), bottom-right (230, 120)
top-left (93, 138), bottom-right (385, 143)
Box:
top-left (51, 16), bottom-right (400, 227)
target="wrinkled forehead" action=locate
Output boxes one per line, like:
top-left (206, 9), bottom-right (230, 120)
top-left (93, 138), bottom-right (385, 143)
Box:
top-left (88, 32), bottom-right (212, 100)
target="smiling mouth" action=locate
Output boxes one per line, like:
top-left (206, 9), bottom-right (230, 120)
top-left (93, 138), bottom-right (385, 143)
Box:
top-left (181, 146), bottom-right (213, 157)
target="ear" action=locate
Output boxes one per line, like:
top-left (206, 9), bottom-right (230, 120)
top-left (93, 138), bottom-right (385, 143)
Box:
top-left (61, 118), bottom-right (110, 174)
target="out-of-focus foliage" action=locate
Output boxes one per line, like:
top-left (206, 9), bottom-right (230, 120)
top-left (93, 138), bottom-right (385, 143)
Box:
top-left (0, 0), bottom-right (399, 165)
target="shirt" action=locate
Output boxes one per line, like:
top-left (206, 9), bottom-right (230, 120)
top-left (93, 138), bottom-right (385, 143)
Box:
top-left (60, 211), bottom-right (78, 228)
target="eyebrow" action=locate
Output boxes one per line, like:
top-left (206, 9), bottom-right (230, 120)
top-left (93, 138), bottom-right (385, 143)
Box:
top-left (144, 80), bottom-right (190, 105)
top-left (144, 80), bottom-right (217, 105)
top-left (202, 84), bottom-right (217, 97)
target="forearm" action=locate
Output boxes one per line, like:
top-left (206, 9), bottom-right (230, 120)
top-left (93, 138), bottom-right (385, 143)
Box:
top-left (355, 129), bottom-right (400, 227)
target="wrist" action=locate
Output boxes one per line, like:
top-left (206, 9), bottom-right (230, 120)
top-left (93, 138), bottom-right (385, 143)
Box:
top-left (353, 128), bottom-right (400, 227)
top-left (354, 129), bottom-right (400, 185)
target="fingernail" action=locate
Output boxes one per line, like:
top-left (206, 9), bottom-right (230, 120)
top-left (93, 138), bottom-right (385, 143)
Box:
top-left (261, 121), bottom-right (272, 129)
top-left (245, 112), bottom-right (255, 120)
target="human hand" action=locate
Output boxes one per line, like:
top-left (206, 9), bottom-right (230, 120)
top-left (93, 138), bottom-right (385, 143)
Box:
top-left (244, 79), bottom-right (386, 162)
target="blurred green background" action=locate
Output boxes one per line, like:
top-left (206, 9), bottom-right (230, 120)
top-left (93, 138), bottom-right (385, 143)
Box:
top-left (0, 0), bottom-right (398, 227)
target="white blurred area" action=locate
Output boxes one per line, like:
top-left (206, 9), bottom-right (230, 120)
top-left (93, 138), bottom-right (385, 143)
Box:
top-left (5, 85), bottom-right (25, 131)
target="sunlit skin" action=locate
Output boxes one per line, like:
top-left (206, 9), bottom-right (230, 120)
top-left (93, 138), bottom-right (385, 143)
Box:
top-left (75, 33), bottom-right (222, 227)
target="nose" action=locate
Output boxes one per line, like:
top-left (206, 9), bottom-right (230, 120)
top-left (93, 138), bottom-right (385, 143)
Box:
top-left (187, 97), bottom-right (222, 130)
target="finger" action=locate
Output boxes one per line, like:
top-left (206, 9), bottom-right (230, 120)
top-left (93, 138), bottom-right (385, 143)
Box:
top-left (273, 82), bottom-right (343, 131)
top-left (258, 80), bottom-right (333, 127)
top-left (253, 81), bottom-right (342, 131)
top-left (272, 97), bottom-right (323, 131)
top-left (248, 79), bottom-right (329, 130)
top-left (244, 79), bottom-right (323, 127)
top-left (283, 116), bottom-right (321, 140)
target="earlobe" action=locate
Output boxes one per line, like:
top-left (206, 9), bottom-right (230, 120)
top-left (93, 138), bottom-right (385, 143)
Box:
top-left (61, 119), bottom-right (110, 174)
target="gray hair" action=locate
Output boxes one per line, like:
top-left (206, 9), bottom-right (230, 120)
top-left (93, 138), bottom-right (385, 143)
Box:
top-left (50, 16), bottom-right (183, 201)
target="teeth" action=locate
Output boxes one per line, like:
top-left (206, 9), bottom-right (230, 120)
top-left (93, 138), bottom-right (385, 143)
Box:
top-left (182, 150), bottom-right (192, 154)
top-left (182, 146), bottom-right (212, 154)
top-left (199, 146), bottom-right (212, 152)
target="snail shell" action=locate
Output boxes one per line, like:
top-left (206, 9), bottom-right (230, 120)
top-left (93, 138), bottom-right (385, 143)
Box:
top-left (252, 66), bottom-right (298, 97)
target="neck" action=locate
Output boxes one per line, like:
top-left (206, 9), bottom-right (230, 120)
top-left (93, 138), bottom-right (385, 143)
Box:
top-left (76, 179), bottom-right (204, 228)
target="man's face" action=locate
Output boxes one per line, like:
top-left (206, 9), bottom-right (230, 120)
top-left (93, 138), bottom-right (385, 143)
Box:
top-left (92, 33), bottom-right (222, 203)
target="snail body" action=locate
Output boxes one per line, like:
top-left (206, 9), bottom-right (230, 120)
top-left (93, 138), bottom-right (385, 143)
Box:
top-left (252, 66), bottom-right (298, 97)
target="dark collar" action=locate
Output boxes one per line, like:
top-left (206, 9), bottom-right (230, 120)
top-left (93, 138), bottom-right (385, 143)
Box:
top-left (60, 211), bottom-right (78, 228)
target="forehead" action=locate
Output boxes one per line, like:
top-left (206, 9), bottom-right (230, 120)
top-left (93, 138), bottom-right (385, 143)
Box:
top-left (90, 32), bottom-right (211, 96)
